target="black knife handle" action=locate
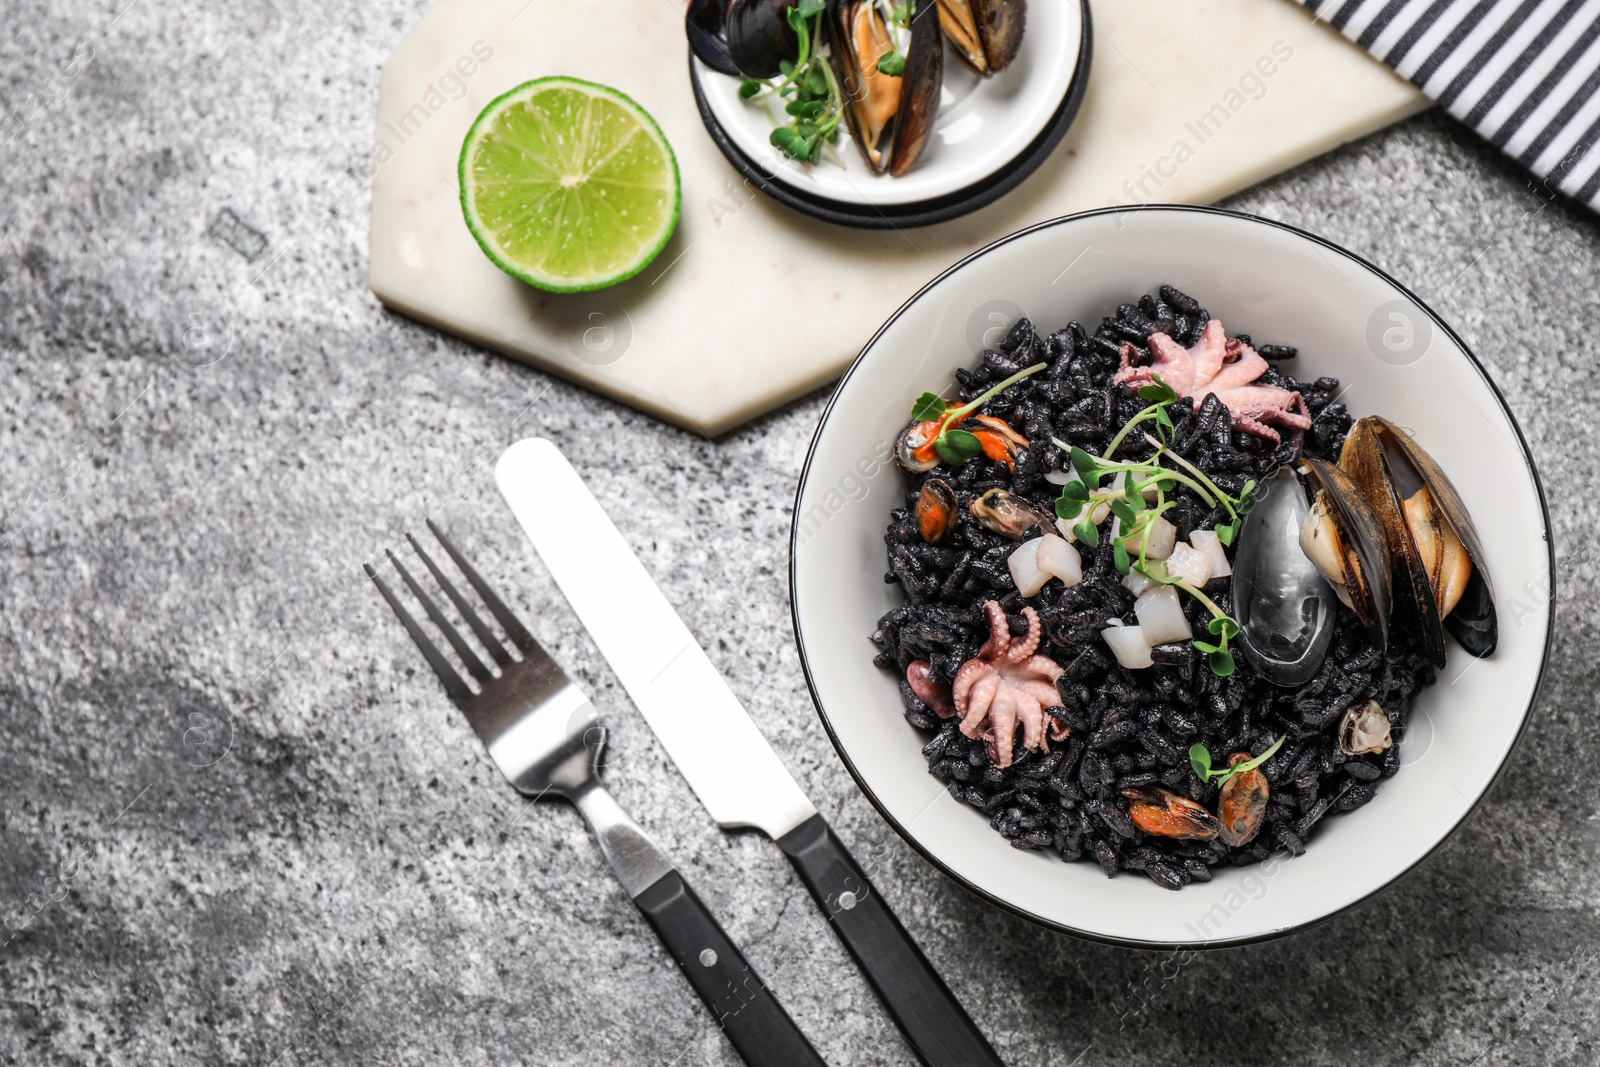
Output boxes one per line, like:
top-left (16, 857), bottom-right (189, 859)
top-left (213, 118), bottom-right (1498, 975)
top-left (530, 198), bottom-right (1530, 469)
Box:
top-left (635, 870), bottom-right (828, 1067)
top-left (777, 815), bottom-right (1004, 1067)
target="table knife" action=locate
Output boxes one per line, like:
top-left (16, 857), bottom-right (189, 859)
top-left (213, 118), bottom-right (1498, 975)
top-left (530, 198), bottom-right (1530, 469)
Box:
top-left (495, 438), bottom-right (1005, 1067)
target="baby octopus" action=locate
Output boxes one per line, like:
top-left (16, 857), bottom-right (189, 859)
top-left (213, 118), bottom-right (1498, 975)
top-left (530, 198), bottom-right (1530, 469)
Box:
top-left (951, 601), bottom-right (1068, 768)
top-left (1113, 318), bottom-right (1312, 446)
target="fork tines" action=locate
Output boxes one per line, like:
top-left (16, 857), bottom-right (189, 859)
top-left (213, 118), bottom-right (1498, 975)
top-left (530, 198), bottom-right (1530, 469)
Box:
top-left (366, 520), bottom-right (535, 708)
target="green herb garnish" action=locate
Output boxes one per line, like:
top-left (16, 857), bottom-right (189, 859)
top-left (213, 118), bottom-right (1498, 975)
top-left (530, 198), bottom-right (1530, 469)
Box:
top-left (1189, 735), bottom-right (1285, 787)
top-left (1052, 379), bottom-right (1260, 677)
top-left (738, 0), bottom-right (845, 165)
top-left (874, 2), bottom-right (916, 75)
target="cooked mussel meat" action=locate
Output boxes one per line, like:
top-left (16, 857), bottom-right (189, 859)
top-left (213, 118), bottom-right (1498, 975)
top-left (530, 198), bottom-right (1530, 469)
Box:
top-left (1339, 699), bottom-right (1392, 756)
top-left (829, 0), bottom-right (942, 177)
top-left (1123, 786), bottom-right (1222, 841)
top-left (1233, 468), bottom-right (1338, 687)
top-left (965, 414), bottom-right (1029, 471)
top-left (969, 487), bottom-right (1048, 538)
top-left (1217, 754), bottom-right (1268, 847)
top-left (1340, 416), bottom-right (1496, 663)
top-left (937, 0), bottom-right (1025, 76)
top-left (1298, 456), bottom-right (1392, 645)
top-left (725, 0), bottom-right (803, 77)
top-left (915, 478), bottom-right (959, 542)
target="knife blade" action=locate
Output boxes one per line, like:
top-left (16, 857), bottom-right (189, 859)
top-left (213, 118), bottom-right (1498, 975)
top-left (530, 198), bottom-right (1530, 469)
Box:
top-left (496, 438), bottom-right (1005, 1067)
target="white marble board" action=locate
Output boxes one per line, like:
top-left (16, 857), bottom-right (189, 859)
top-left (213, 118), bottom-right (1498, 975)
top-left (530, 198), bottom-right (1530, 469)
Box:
top-left (368, 0), bottom-right (1426, 435)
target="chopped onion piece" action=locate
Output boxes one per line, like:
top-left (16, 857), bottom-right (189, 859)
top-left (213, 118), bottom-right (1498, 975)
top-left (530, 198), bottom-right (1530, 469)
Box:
top-left (1101, 622), bottom-right (1154, 669)
top-left (1036, 534), bottom-right (1082, 587)
top-left (1008, 538), bottom-right (1049, 597)
top-left (1190, 529), bottom-right (1232, 578)
top-left (1135, 585), bottom-right (1192, 645)
top-left (1121, 515), bottom-right (1176, 560)
top-left (1165, 541), bottom-right (1212, 587)
top-left (1123, 568), bottom-right (1155, 597)
top-left (1009, 534), bottom-right (1083, 595)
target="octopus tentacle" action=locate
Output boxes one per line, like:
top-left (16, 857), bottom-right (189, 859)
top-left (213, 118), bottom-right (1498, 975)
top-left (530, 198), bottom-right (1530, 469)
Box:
top-left (959, 671), bottom-right (1000, 740)
top-left (952, 658), bottom-right (988, 714)
top-left (1008, 607), bottom-right (1042, 662)
top-left (1186, 319), bottom-right (1227, 386)
top-left (977, 600), bottom-right (1010, 660)
top-left (905, 661), bottom-right (956, 718)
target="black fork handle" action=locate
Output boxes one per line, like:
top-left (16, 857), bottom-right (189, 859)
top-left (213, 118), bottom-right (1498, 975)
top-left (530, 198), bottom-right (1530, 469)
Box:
top-left (777, 815), bottom-right (1006, 1067)
top-left (635, 871), bottom-right (828, 1067)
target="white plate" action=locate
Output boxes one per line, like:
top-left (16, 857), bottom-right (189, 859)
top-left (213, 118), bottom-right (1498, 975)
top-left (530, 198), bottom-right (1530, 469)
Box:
top-left (790, 206), bottom-right (1552, 947)
top-left (695, 1), bottom-right (1083, 207)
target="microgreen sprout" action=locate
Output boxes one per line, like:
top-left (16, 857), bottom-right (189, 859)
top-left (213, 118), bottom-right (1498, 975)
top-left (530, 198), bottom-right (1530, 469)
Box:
top-left (874, 2), bottom-right (916, 75)
top-left (1188, 735), bottom-right (1285, 788)
top-left (908, 362), bottom-right (1046, 466)
top-left (738, 0), bottom-right (846, 165)
top-left (1052, 381), bottom-right (1263, 677)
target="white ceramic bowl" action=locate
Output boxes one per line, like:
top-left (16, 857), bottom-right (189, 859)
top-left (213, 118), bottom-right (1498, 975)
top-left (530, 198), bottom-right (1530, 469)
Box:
top-left (790, 206), bottom-right (1552, 947)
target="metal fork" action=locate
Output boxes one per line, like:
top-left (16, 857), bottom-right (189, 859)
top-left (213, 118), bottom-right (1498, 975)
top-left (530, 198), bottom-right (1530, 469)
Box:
top-left (367, 521), bottom-right (826, 1067)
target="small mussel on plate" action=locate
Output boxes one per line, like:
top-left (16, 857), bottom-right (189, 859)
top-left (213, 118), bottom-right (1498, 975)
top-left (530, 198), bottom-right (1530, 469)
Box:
top-left (829, 0), bottom-right (943, 177)
top-left (936, 0), bottom-right (1026, 76)
top-left (1341, 416), bottom-right (1496, 663)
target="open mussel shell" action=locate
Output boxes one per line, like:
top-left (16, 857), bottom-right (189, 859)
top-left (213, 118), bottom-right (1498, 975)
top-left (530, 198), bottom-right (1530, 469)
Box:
top-left (1299, 456), bottom-right (1392, 648)
top-left (1371, 416), bottom-right (1497, 658)
top-left (726, 0), bottom-right (801, 78)
top-left (894, 419), bottom-right (941, 473)
top-left (829, 0), bottom-right (943, 177)
top-left (687, 0), bottom-right (742, 76)
top-left (937, 0), bottom-right (1026, 77)
top-left (1341, 416), bottom-right (1496, 663)
top-left (1232, 468), bottom-right (1338, 687)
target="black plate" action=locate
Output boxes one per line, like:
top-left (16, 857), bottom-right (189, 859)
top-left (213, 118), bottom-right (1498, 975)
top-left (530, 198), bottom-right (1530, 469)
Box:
top-left (688, 0), bottom-right (1094, 230)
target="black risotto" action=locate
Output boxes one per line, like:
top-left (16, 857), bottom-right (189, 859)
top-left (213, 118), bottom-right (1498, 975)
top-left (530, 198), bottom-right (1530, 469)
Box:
top-left (871, 285), bottom-right (1437, 889)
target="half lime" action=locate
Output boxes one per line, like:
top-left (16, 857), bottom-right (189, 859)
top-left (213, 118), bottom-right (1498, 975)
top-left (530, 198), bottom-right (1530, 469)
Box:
top-left (459, 77), bottom-right (681, 293)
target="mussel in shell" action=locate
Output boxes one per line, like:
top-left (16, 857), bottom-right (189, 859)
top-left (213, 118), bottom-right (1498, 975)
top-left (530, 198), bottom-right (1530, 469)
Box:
top-left (937, 0), bottom-right (1025, 76)
top-left (686, 0), bottom-right (742, 76)
top-left (1339, 417), bottom-right (1497, 663)
top-left (1233, 468), bottom-right (1338, 687)
top-left (829, 0), bottom-right (943, 177)
top-left (1298, 456), bottom-right (1392, 646)
top-left (726, 0), bottom-right (802, 78)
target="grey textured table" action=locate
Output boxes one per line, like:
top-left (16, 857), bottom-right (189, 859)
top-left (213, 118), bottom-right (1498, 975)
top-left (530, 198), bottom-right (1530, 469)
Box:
top-left (2, 3), bottom-right (1595, 1066)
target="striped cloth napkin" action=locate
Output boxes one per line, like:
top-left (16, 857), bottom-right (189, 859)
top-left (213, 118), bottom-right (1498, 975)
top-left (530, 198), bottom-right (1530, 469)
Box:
top-left (1303, 0), bottom-right (1600, 210)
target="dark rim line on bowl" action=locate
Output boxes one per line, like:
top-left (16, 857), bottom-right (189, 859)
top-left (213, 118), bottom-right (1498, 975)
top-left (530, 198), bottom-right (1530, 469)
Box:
top-left (686, 0), bottom-right (1093, 230)
top-left (787, 203), bottom-right (1555, 949)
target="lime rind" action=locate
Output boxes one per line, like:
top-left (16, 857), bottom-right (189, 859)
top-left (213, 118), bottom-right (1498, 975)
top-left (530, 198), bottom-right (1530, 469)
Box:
top-left (459, 77), bottom-right (682, 294)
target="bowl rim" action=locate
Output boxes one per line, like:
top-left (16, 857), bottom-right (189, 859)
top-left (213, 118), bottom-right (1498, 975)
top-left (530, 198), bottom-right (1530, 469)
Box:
top-left (787, 203), bottom-right (1555, 948)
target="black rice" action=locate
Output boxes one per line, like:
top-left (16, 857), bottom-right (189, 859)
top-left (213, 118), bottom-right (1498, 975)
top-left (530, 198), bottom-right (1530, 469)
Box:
top-left (871, 286), bottom-right (1436, 889)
